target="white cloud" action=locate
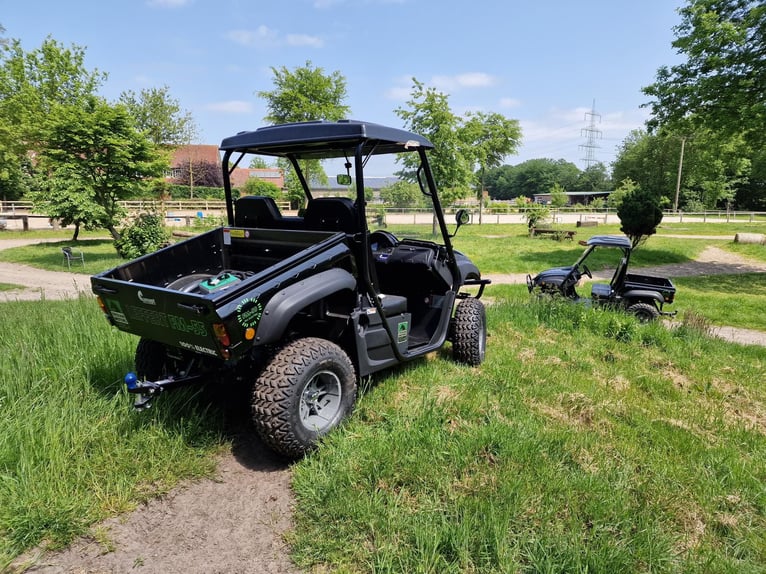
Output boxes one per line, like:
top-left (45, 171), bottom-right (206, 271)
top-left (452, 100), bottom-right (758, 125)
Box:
top-left (431, 72), bottom-right (496, 92)
top-left (205, 101), bottom-right (254, 114)
top-left (146, 0), bottom-right (191, 7)
top-left (384, 85), bottom-right (412, 101)
top-left (286, 34), bottom-right (324, 48)
top-left (225, 26), bottom-right (323, 49)
top-left (499, 97), bottom-right (522, 109)
top-left (226, 26), bottom-right (278, 47)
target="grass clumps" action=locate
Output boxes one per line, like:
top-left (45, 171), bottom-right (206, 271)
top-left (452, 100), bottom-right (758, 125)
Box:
top-left (0, 298), bottom-right (223, 567)
top-left (291, 293), bottom-right (766, 573)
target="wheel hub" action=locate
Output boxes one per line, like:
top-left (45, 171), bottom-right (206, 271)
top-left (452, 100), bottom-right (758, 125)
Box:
top-left (299, 370), bottom-right (342, 431)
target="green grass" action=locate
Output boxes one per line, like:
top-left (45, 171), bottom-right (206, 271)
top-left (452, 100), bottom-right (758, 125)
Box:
top-left (0, 283), bottom-right (22, 292)
top-left (674, 273), bottom-right (766, 331)
top-left (291, 295), bottom-right (766, 573)
top-left (0, 298), bottom-right (224, 568)
top-left (0, 239), bottom-right (124, 275)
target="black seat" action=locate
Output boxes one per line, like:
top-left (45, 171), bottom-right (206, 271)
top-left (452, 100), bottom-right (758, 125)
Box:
top-left (303, 197), bottom-right (358, 234)
top-left (234, 196), bottom-right (282, 228)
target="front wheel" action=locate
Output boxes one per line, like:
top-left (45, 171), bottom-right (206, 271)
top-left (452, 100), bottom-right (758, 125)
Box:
top-left (451, 298), bottom-right (487, 366)
top-left (251, 337), bottom-right (357, 458)
top-left (627, 302), bottom-right (660, 322)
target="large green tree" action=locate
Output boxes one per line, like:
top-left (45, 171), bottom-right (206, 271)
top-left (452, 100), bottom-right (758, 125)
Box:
top-left (257, 61), bottom-right (350, 207)
top-left (485, 158), bottom-right (580, 200)
top-left (395, 78), bottom-right (473, 206)
top-left (0, 36), bottom-right (105, 199)
top-left (35, 97), bottom-right (164, 240)
top-left (460, 110), bottom-right (521, 222)
top-left (119, 85), bottom-right (198, 147)
top-left (643, 0), bottom-right (765, 150)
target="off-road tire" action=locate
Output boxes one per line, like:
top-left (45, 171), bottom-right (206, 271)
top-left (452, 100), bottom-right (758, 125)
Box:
top-left (627, 302), bottom-right (660, 322)
top-left (135, 338), bottom-right (171, 380)
top-left (251, 337), bottom-right (357, 458)
top-left (452, 298), bottom-right (487, 366)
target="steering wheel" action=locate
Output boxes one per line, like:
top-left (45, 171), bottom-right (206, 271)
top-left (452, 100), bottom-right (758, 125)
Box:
top-left (582, 264), bottom-right (592, 279)
top-left (369, 230), bottom-right (398, 251)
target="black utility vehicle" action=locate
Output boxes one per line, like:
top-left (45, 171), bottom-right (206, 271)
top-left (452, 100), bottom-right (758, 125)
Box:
top-left (526, 235), bottom-right (676, 321)
top-left (92, 120), bottom-right (489, 457)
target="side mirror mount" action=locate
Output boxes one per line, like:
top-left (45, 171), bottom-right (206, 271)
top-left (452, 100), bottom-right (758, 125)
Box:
top-left (450, 209), bottom-right (471, 237)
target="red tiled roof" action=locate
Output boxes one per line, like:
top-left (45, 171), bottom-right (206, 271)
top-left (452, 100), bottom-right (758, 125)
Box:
top-left (170, 144), bottom-right (220, 166)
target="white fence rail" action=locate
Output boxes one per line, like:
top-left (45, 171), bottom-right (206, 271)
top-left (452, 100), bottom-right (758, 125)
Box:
top-left (2, 199), bottom-right (765, 231)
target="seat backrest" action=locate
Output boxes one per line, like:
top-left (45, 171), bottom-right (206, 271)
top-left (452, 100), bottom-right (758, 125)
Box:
top-left (611, 257), bottom-right (628, 287)
top-left (303, 197), bottom-right (358, 234)
top-left (234, 196), bottom-right (282, 228)
top-left (62, 247), bottom-right (73, 258)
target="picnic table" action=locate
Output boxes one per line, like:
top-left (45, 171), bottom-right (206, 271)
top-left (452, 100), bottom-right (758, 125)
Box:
top-left (530, 227), bottom-right (576, 241)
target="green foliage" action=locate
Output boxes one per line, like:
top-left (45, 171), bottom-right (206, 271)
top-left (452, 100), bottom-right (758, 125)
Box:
top-left (608, 177), bottom-right (638, 209)
top-left (549, 182), bottom-right (568, 208)
top-left (643, 0), bottom-right (766, 151)
top-left (0, 36), bottom-right (106, 200)
top-left (617, 185), bottom-right (664, 247)
top-left (240, 178), bottom-right (282, 200)
top-left (379, 180), bottom-right (423, 208)
top-left (119, 85), bottom-right (197, 146)
top-left (395, 78), bottom-right (473, 204)
top-left (486, 158), bottom-right (581, 200)
top-left (257, 60), bottom-right (350, 124)
top-left (167, 184), bottom-right (224, 200)
top-left (37, 97), bottom-right (165, 240)
top-left (114, 212), bottom-right (170, 259)
top-left (256, 61), bottom-right (349, 207)
top-left (522, 202), bottom-right (551, 229)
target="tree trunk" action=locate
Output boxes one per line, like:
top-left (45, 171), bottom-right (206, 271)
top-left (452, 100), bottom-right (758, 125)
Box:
top-left (108, 224), bottom-right (121, 241)
top-left (71, 222), bottom-right (81, 241)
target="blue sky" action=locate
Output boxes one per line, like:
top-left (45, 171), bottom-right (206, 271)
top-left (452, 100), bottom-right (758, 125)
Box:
top-left (3, 0), bottom-right (684, 176)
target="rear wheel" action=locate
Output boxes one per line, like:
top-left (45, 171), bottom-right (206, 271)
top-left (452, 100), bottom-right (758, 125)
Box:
top-left (251, 337), bottom-right (357, 458)
top-left (452, 298), bottom-right (487, 366)
top-left (627, 302), bottom-right (660, 322)
top-left (135, 338), bottom-right (172, 380)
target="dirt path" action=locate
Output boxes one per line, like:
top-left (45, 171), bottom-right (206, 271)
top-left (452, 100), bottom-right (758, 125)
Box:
top-left (4, 238), bottom-right (766, 574)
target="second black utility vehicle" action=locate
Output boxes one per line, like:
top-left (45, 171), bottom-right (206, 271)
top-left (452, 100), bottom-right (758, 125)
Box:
top-left (92, 120), bottom-right (489, 457)
top-left (526, 235), bottom-right (676, 321)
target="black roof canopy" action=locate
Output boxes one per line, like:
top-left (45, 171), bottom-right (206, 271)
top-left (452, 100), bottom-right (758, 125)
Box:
top-left (219, 119), bottom-right (434, 159)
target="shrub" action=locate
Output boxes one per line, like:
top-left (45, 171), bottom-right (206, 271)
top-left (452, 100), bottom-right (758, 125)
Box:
top-left (114, 212), bottom-right (170, 259)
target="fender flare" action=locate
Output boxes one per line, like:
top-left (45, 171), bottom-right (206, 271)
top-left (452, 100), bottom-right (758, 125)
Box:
top-left (254, 268), bottom-right (356, 344)
top-left (622, 289), bottom-right (663, 305)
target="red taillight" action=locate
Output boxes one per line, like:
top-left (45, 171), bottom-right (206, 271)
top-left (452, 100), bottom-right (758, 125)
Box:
top-left (213, 323), bottom-right (231, 347)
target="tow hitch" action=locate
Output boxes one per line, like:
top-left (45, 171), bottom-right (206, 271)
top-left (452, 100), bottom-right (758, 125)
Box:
top-left (123, 371), bottom-right (205, 410)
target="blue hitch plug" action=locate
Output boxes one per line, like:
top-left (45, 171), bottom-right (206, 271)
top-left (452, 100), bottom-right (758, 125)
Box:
top-left (124, 372), bottom-right (138, 391)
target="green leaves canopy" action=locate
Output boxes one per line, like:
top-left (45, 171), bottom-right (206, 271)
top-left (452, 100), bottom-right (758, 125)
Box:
top-left (36, 98), bottom-right (165, 239)
top-left (643, 0), bottom-right (766, 149)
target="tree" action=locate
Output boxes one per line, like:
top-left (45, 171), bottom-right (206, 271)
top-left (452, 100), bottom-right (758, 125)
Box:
top-left (36, 97), bottom-right (165, 240)
top-left (486, 158), bottom-right (580, 200)
top-left (241, 178), bottom-right (282, 201)
top-left (612, 127), bottom-right (751, 210)
top-left (617, 186), bottom-right (664, 247)
top-left (119, 85), bottom-right (198, 146)
top-left (172, 159), bottom-right (223, 189)
top-left (608, 177), bottom-right (639, 210)
top-left (643, 0), bottom-right (766, 150)
top-left (549, 183), bottom-right (568, 208)
top-left (575, 162), bottom-right (611, 191)
top-left (257, 61), bottom-right (350, 207)
top-left (460, 111), bottom-right (521, 222)
top-left (395, 78), bottom-right (473, 205)
top-left (379, 180), bottom-right (423, 208)
top-left (0, 36), bottom-right (106, 199)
